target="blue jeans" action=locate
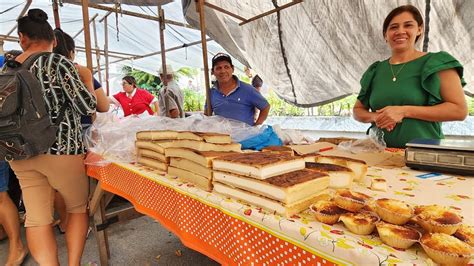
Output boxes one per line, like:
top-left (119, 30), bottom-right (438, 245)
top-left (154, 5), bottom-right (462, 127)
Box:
top-left (0, 161), bottom-right (9, 192)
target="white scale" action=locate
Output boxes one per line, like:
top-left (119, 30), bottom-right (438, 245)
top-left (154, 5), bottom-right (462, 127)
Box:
top-left (405, 138), bottom-right (474, 175)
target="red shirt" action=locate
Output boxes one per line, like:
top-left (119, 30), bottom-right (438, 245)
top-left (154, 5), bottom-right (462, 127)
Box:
top-left (113, 88), bottom-right (155, 117)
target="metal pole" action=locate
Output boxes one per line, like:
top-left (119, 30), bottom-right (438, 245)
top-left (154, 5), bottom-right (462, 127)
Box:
top-left (73, 13), bottom-right (99, 39)
top-left (52, 0), bottom-right (61, 29)
top-left (81, 0), bottom-right (93, 71)
top-left (92, 18), bottom-right (102, 84)
top-left (196, 0), bottom-right (212, 116)
top-left (104, 16), bottom-right (110, 95)
top-left (159, 7), bottom-right (169, 117)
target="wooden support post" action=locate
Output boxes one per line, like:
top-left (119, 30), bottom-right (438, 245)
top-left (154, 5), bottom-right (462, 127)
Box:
top-left (158, 7), bottom-right (170, 117)
top-left (81, 0), bottom-right (93, 71)
top-left (93, 196), bottom-right (110, 265)
top-left (104, 16), bottom-right (110, 95)
top-left (52, 0), bottom-right (61, 29)
top-left (92, 19), bottom-right (102, 83)
top-left (196, 0), bottom-right (212, 116)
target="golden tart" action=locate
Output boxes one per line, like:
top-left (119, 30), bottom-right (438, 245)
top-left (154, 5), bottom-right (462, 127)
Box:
top-left (310, 200), bottom-right (345, 225)
top-left (376, 221), bottom-right (420, 249)
top-left (375, 198), bottom-right (414, 225)
top-left (415, 205), bottom-right (463, 235)
top-left (454, 225), bottom-right (474, 247)
top-left (420, 233), bottom-right (472, 265)
top-left (334, 189), bottom-right (371, 212)
top-left (339, 212), bottom-right (379, 235)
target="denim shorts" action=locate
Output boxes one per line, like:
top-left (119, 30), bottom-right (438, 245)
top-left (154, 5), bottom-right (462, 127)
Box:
top-left (0, 161), bottom-right (9, 192)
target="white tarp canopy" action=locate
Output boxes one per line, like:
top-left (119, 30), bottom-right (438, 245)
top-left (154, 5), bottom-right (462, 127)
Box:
top-left (183, 0), bottom-right (473, 106)
top-left (0, 0), bottom-right (237, 95)
top-left (1, 0), bottom-right (473, 104)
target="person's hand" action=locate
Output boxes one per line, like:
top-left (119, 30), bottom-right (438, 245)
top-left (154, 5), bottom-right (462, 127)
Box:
top-left (375, 106), bottom-right (405, 131)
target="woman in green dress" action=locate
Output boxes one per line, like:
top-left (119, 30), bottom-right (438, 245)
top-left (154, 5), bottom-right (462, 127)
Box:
top-left (353, 5), bottom-right (468, 148)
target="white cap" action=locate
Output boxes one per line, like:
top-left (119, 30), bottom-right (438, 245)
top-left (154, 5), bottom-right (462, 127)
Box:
top-left (158, 64), bottom-right (174, 74)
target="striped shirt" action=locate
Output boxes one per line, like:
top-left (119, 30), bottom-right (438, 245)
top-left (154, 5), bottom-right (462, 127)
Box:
top-left (29, 53), bottom-right (96, 155)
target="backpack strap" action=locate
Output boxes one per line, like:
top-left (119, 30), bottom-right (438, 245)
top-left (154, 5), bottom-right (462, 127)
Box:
top-left (21, 52), bottom-right (51, 70)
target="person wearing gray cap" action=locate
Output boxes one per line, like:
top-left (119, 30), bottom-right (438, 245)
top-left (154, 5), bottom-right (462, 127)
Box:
top-left (207, 53), bottom-right (270, 126)
top-left (157, 64), bottom-right (184, 118)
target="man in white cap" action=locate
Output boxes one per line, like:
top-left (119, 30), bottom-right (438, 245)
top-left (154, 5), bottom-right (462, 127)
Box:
top-left (158, 64), bottom-right (184, 118)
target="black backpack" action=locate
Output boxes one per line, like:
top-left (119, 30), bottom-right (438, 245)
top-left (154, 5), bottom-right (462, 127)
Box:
top-left (0, 52), bottom-right (65, 161)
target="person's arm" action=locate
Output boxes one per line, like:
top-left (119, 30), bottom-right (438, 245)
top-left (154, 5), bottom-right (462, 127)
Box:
top-left (353, 100), bottom-right (377, 123)
top-left (76, 65), bottom-right (96, 97)
top-left (95, 87), bottom-right (110, 112)
top-left (255, 104), bottom-right (270, 125)
top-left (375, 69), bottom-right (468, 129)
top-left (152, 101), bottom-right (160, 116)
top-left (109, 95), bottom-right (120, 106)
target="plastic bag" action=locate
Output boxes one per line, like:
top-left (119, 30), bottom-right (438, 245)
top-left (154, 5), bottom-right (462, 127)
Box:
top-left (239, 125), bottom-right (283, 150)
top-left (83, 113), bottom-right (264, 165)
top-left (338, 127), bottom-right (386, 153)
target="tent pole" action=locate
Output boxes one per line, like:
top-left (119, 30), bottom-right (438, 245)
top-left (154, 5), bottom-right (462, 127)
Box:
top-left (239, 0), bottom-right (303, 26)
top-left (80, 0), bottom-right (93, 71)
top-left (52, 0), bottom-right (61, 29)
top-left (196, 0), bottom-right (212, 116)
top-left (159, 7), bottom-right (170, 117)
top-left (5, 0), bottom-right (31, 37)
top-left (92, 18), bottom-right (103, 84)
top-left (104, 16), bottom-right (110, 96)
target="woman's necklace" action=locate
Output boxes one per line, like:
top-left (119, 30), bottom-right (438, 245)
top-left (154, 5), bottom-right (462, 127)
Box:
top-left (389, 62), bottom-right (407, 82)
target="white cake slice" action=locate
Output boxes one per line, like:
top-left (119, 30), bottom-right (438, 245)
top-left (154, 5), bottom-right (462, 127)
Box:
top-left (315, 155), bottom-right (367, 181)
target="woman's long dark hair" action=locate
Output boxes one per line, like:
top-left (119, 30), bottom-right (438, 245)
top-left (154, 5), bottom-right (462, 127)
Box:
top-left (17, 9), bottom-right (54, 42)
top-left (53, 28), bottom-right (75, 59)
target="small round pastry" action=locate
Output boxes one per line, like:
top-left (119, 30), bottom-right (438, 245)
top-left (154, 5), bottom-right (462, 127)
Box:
top-left (420, 233), bottom-right (472, 265)
top-left (376, 221), bottom-right (420, 249)
top-left (339, 212), bottom-right (379, 235)
top-left (454, 225), bottom-right (474, 247)
top-left (334, 189), bottom-right (371, 212)
top-left (375, 198), bottom-right (414, 225)
top-left (310, 200), bottom-right (345, 225)
top-left (415, 205), bottom-right (463, 235)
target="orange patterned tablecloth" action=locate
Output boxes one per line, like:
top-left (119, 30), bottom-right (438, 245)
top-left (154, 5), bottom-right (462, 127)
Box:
top-left (87, 155), bottom-right (474, 266)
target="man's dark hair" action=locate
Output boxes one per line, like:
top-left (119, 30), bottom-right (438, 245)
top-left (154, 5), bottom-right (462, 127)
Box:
top-left (383, 5), bottom-right (424, 43)
top-left (122, 76), bottom-right (137, 87)
top-left (17, 9), bottom-right (54, 42)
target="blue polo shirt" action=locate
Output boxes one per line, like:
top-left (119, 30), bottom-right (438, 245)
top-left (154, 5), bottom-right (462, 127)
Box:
top-left (206, 76), bottom-right (269, 126)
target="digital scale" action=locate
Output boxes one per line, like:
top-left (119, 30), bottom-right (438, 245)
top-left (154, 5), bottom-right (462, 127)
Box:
top-left (405, 138), bottom-right (474, 175)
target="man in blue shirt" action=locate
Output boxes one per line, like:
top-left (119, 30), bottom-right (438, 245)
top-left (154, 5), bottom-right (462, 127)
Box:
top-left (207, 53), bottom-right (270, 126)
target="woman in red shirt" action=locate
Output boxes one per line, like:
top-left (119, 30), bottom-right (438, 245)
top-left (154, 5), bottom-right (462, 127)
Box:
top-left (111, 76), bottom-right (159, 116)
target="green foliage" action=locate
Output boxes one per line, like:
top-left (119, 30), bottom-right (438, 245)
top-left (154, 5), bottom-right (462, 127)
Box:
top-left (312, 95), bottom-right (357, 116)
top-left (468, 96), bottom-right (474, 116)
top-left (266, 90), bottom-right (305, 116)
top-left (183, 88), bottom-right (205, 112)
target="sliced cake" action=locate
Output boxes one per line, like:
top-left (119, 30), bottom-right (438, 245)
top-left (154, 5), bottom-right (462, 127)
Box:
top-left (315, 155), bottom-right (368, 181)
top-left (213, 182), bottom-right (323, 217)
top-left (212, 152), bottom-right (305, 179)
top-left (170, 158), bottom-right (212, 179)
top-left (167, 166), bottom-right (212, 191)
top-left (135, 140), bottom-right (173, 154)
top-left (137, 156), bottom-right (168, 172)
top-left (305, 162), bottom-right (354, 188)
top-left (261, 146), bottom-right (294, 156)
top-left (137, 149), bottom-right (168, 163)
top-left (213, 169), bottom-right (329, 205)
top-left (165, 148), bottom-right (238, 167)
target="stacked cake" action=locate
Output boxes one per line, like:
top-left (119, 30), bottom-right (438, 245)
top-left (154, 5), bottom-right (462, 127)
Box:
top-left (136, 130), bottom-right (240, 191)
top-left (212, 152), bottom-right (329, 217)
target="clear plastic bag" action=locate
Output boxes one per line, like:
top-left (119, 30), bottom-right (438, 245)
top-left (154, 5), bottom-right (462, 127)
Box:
top-left (338, 127), bottom-right (386, 153)
top-left (83, 113), bottom-right (263, 165)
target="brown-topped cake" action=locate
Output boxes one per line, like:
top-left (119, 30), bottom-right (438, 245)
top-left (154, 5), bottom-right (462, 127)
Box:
top-left (306, 162), bottom-right (354, 188)
top-left (262, 146), bottom-right (294, 156)
top-left (136, 130), bottom-right (232, 144)
top-left (310, 200), bottom-right (345, 225)
top-left (212, 152), bottom-right (305, 179)
top-left (420, 233), bottom-right (472, 265)
top-left (415, 205), bottom-right (463, 235)
top-left (213, 169), bottom-right (329, 205)
top-left (334, 189), bottom-right (371, 212)
top-left (376, 221), bottom-right (420, 249)
top-left (454, 225), bottom-right (474, 247)
top-left (339, 212), bottom-right (379, 235)
top-left (165, 148), bottom-right (238, 167)
top-left (315, 155), bottom-right (367, 181)
top-left (375, 198), bottom-right (413, 225)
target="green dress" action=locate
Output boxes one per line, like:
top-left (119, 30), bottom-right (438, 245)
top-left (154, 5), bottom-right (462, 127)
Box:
top-left (357, 51), bottom-right (466, 148)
